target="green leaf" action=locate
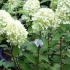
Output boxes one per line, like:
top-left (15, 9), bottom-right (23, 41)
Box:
top-left (12, 46), bottom-right (20, 57)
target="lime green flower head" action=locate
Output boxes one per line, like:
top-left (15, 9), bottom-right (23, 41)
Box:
top-left (5, 20), bottom-right (28, 46)
top-left (23, 0), bottom-right (40, 16)
top-left (0, 10), bottom-right (28, 46)
top-left (56, 0), bottom-right (70, 22)
top-left (32, 8), bottom-right (58, 32)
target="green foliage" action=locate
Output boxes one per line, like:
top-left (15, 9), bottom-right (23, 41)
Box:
top-left (0, 59), bottom-right (14, 68)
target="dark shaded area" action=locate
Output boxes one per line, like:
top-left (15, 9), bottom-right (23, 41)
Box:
top-left (40, 0), bottom-right (51, 8)
top-left (0, 0), bottom-right (8, 9)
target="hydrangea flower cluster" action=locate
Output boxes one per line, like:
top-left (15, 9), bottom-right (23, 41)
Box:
top-left (32, 8), bottom-right (58, 32)
top-left (2, 0), bottom-right (23, 15)
top-left (56, 0), bottom-right (70, 24)
top-left (8, 0), bottom-right (23, 10)
top-left (23, 0), bottom-right (40, 16)
top-left (0, 10), bottom-right (28, 46)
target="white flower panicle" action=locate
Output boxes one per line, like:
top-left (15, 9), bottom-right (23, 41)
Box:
top-left (56, 0), bottom-right (70, 24)
top-left (57, 0), bottom-right (70, 9)
top-left (0, 10), bottom-right (12, 37)
top-left (5, 20), bottom-right (28, 45)
top-left (0, 10), bottom-right (28, 46)
top-left (0, 10), bottom-right (12, 23)
top-left (23, 0), bottom-right (40, 16)
top-left (8, 0), bottom-right (22, 9)
top-left (32, 8), bottom-right (57, 32)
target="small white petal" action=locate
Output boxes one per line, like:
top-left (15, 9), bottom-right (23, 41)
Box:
top-left (33, 39), bottom-right (43, 47)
